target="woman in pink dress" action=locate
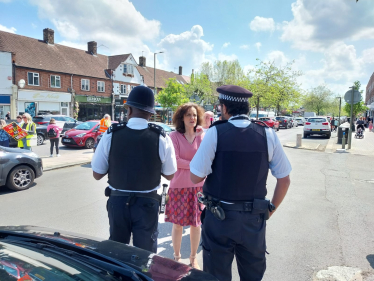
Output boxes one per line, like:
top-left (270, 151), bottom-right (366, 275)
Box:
top-left (165, 102), bottom-right (205, 269)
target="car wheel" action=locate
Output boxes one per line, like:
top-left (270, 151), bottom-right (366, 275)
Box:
top-left (303, 133), bottom-right (308, 138)
top-left (37, 134), bottom-right (44, 146)
top-left (85, 138), bottom-right (95, 149)
top-left (326, 134), bottom-right (331, 139)
top-left (6, 165), bottom-right (35, 191)
top-left (277, 127), bottom-right (279, 131)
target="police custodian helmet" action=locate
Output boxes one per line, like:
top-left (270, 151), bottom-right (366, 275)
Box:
top-left (126, 86), bottom-right (156, 114)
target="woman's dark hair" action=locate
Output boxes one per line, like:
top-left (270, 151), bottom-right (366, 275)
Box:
top-left (219, 99), bottom-right (250, 116)
top-left (172, 102), bottom-right (204, 133)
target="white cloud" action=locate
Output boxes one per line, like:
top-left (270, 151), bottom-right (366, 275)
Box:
top-left (266, 51), bottom-right (289, 66)
top-left (240, 45), bottom-right (249, 50)
top-left (281, 0), bottom-right (374, 51)
top-left (249, 16), bottom-right (275, 32)
top-left (218, 53), bottom-right (238, 61)
top-left (243, 64), bottom-right (255, 74)
top-left (362, 48), bottom-right (374, 64)
top-left (30, 0), bottom-right (161, 59)
top-left (0, 24), bottom-right (16, 33)
top-left (31, 23), bottom-right (37, 29)
top-left (158, 25), bottom-right (213, 74)
top-left (222, 42), bottom-right (230, 48)
top-left (254, 42), bottom-right (262, 52)
top-left (58, 40), bottom-right (87, 51)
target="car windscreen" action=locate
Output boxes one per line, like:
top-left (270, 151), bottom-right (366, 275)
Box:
top-left (251, 113), bottom-right (267, 118)
top-left (308, 118), bottom-right (326, 123)
top-left (33, 116), bottom-right (51, 122)
top-left (275, 117), bottom-right (285, 120)
top-left (259, 118), bottom-right (270, 121)
top-left (156, 123), bottom-right (172, 132)
top-left (75, 122), bottom-right (98, 130)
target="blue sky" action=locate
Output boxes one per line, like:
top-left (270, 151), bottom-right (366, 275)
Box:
top-left (1, 0), bottom-right (373, 97)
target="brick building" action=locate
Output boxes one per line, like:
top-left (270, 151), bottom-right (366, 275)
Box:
top-left (0, 28), bottom-right (190, 121)
top-left (366, 72), bottom-right (374, 118)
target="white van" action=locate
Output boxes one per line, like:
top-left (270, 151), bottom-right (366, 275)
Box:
top-left (249, 111), bottom-right (275, 119)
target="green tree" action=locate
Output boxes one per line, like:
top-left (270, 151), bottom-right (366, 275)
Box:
top-left (344, 81), bottom-right (368, 118)
top-left (156, 78), bottom-right (189, 123)
top-left (185, 72), bottom-right (213, 104)
top-left (303, 85), bottom-right (333, 115)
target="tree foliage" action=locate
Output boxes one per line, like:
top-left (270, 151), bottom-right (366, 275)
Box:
top-left (343, 80), bottom-right (368, 118)
top-left (185, 72), bottom-right (213, 104)
top-left (302, 85), bottom-right (334, 115)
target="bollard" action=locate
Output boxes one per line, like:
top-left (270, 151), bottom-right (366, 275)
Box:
top-left (342, 131), bottom-right (346, 149)
top-left (296, 134), bottom-right (302, 147)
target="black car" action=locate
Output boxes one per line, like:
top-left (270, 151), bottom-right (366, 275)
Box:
top-left (275, 116), bottom-right (292, 129)
top-left (0, 226), bottom-right (217, 281)
top-left (0, 146), bottom-right (43, 191)
top-left (5, 120), bottom-right (49, 147)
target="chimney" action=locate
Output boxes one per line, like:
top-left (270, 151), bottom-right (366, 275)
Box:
top-left (43, 28), bottom-right (54, 45)
top-left (88, 41), bottom-right (97, 56)
top-left (179, 66), bottom-right (182, 75)
top-left (139, 56), bottom-right (146, 67)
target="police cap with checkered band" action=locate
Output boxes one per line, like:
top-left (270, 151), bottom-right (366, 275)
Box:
top-left (217, 85), bottom-right (253, 102)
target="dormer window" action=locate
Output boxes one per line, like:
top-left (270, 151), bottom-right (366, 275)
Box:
top-left (123, 64), bottom-right (134, 77)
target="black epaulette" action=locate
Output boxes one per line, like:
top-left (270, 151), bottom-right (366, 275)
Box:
top-left (251, 119), bottom-right (270, 128)
top-left (209, 120), bottom-right (228, 128)
top-left (148, 123), bottom-right (166, 137)
top-left (107, 122), bottom-right (127, 134)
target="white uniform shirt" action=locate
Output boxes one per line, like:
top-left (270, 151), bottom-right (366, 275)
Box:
top-left (91, 118), bottom-right (177, 192)
top-left (190, 115), bottom-right (292, 180)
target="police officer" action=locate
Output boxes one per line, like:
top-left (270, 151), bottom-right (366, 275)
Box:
top-left (190, 85), bottom-right (292, 280)
top-left (92, 86), bottom-right (177, 253)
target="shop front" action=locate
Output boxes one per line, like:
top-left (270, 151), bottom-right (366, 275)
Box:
top-left (17, 90), bottom-right (72, 117)
top-left (0, 95), bottom-right (11, 119)
top-left (75, 95), bottom-right (112, 121)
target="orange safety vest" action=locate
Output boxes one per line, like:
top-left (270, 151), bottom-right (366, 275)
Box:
top-left (99, 119), bottom-right (110, 133)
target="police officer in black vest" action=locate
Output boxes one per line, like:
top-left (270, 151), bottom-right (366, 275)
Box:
top-left (92, 86), bottom-right (177, 253)
top-left (190, 85), bottom-right (292, 280)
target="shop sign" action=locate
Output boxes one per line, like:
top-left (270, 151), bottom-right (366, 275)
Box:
top-left (18, 90), bottom-right (71, 102)
top-left (75, 95), bottom-right (111, 103)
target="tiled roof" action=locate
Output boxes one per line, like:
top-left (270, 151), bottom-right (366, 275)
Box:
top-left (0, 30), bottom-right (108, 79)
top-left (136, 66), bottom-right (189, 89)
top-left (108, 54), bottom-right (130, 70)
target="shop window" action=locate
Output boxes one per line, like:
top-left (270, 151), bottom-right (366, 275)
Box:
top-left (120, 85), bottom-right (126, 94)
top-left (27, 72), bottom-right (39, 86)
top-left (81, 79), bottom-right (90, 91)
top-left (97, 81), bottom-right (105, 92)
top-left (50, 75), bottom-right (61, 88)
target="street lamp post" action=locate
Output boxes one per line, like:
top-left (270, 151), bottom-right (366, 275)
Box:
top-left (348, 85), bottom-right (355, 149)
top-left (336, 96), bottom-right (342, 127)
top-left (154, 52), bottom-right (164, 95)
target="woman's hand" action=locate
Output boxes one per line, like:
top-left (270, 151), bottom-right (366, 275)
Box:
top-left (195, 125), bottom-right (204, 136)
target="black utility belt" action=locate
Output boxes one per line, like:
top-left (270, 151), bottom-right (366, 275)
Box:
top-left (105, 187), bottom-right (161, 202)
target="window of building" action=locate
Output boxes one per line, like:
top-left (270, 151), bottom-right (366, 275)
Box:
top-left (27, 72), bottom-right (39, 86)
top-left (97, 81), bottom-right (105, 92)
top-left (51, 75), bottom-right (61, 88)
top-left (123, 64), bottom-right (134, 75)
top-left (120, 85), bottom-right (126, 94)
top-left (81, 79), bottom-right (90, 91)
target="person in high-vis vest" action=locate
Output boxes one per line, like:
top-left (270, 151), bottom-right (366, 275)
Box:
top-left (99, 114), bottom-right (111, 133)
top-left (18, 113), bottom-right (37, 150)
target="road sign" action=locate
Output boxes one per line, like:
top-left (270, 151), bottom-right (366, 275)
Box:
top-left (344, 89), bottom-right (361, 104)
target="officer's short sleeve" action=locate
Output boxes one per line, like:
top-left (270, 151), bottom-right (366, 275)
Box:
top-left (159, 134), bottom-right (177, 176)
top-left (91, 131), bottom-right (112, 175)
top-left (266, 129), bottom-right (292, 179)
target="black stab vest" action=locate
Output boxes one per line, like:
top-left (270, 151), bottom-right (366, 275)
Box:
top-left (108, 125), bottom-right (162, 192)
top-left (203, 121), bottom-right (269, 202)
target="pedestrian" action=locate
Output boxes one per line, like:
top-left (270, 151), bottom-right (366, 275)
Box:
top-left (18, 113), bottom-right (37, 151)
top-left (369, 121), bottom-right (373, 132)
top-left (5, 111), bottom-right (10, 120)
top-left (202, 111), bottom-right (214, 132)
top-left (165, 102), bottom-right (205, 269)
top-left (356, 117), bottom-right (365, 131)
top-left (99, 114), bottom-right (111, 133)
top-left (190, 85), bottom-right (292, 281)
top-left (16, 115), bottom-right (23, 126)
top-left (91, 86), bottom-right (177, 253)
top-left (47, 118), bottom-right (62, 157)
top-left (0, 119), bottom-right (10, 147)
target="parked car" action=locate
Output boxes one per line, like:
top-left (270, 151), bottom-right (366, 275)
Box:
top-left (62, 120), bottom-right (117, 149)
top-left (289, 117), bottom-right (298, 127)
top-left (0, 146), bottom-right (43, 191)
top-left (33, 115), bottom-right (81, 132)
top-left (303, 117), bottom-right (331, 139)
top-left (259, 117), bottom-right (280, 131)
top-left (0, 226), bottom-right (217, 281)
top-left (6, 120), bottom-right (48, 147)
top-left (249, 111), bottom-right (275, 119)
top-left (295, 117), bottom-right (305, 126)
top-left (275, 116), bottom-right (292, 129)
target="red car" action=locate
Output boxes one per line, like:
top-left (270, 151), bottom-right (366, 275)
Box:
top-left (259, 117), bottom-right (280, 131)
top-left (62, 120), bottom-right (117, 149)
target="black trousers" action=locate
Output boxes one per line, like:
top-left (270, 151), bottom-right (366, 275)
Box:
top-left (50, 138), bottom-right (59, 154)
top-left (107, 195), bottom-right (159, 253)
top-left (201, 209), bottom-right (266, 281)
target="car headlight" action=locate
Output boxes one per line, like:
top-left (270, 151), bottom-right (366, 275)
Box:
top-left (75, 133), bottom-right (86, 138)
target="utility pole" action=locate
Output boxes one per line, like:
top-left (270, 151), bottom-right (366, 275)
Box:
top-left (153, 51), bottom-right (164, 96)
top-left (348, 86), bottom-right (355, 149)
top-left (336, 96), bottom-right (341, 127)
